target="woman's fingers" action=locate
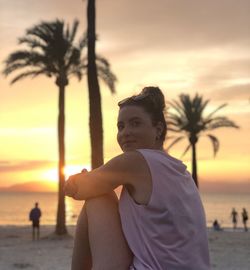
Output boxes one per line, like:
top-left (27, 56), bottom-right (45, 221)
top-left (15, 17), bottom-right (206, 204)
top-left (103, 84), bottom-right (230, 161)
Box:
top-left (65, 170), bottom-right (88, 199)
top-left (65, 175), bottom-right (78, 198)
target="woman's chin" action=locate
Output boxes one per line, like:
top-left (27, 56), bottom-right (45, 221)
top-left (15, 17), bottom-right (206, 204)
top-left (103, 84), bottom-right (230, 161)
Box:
top-left (122, 144), bottom-right (137, 152)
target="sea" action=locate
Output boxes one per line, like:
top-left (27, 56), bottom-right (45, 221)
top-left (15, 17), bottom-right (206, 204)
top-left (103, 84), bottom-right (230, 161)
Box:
top-left (0, 191), bottom-right (249, 229)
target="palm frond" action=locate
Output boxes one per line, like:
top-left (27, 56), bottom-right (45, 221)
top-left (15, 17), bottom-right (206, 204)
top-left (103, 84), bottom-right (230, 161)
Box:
top-left (4, 50), bottom-right (33, 65)
top-left (200, 99), bottom-right (209, 115)
top-left (206, 103), bottom-right (227, 119)
top-left (68, 60), bottom-right (87, 80)
top-left (181, 143), bottom-right (192, 158)
top-left (167, 99), bottom-right (186, 119)
top-left (166, 113), bottom-right (187, 128)
top-left (180, 94), bottom-right (193, 122)
top-left (204, 116), bottom-right (228, 124)
top-left (97, 66), bottom-right (117, 93)
top-left (10, 70), bottom-right (45, 84)
top-left (65, 48), bottom-right (81, 71)
top-left (68, 19), bottom-right (79, 44)
top-left (18, 37), bottom-right (46, 49)
top-left (206, 119), bottom-right (239, 130)
top-left (206, 134), bottom-right (220, 157)
top-left (166, 136), bottom-right (185, 151)
top-left (96, 55), bottom-right (110, 68)
top-left (166, 118), bottom-right (185, 132)
top-left (96, 56), bottom-right (117, 93)
top-left (79, 34), bottom-right (88, 50)
top-left (4, 51), bottom-right (42, 74)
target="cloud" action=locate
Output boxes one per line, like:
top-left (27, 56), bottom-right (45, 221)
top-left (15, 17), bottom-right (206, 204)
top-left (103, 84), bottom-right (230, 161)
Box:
top-left (195, 58), bottom-right (250, 89)
top-left (99, 0), bottom-right (250, 52)
top-left (0, 160), bottom-right (55, 172)
top-left (2, 0), bottom-right (249, 56)
top-left (209, 84), bottom-right (250, 101)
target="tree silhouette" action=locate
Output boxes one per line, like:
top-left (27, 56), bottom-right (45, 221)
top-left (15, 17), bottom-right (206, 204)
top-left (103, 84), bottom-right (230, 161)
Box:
top-left (166, 93), bottom-right (239, 188)
top-left (86, 0), bottom-right (117, 169)
top-left (3, 19), bottom-right (86, 235)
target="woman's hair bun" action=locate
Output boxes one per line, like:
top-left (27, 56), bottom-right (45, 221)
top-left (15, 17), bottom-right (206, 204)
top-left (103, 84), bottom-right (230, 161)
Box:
top-left (141, 86), bottom-right (166, 111)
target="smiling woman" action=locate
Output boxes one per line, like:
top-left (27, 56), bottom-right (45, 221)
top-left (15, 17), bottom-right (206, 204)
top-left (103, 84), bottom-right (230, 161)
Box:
top-left (65, 86), bottom-right (210, 270)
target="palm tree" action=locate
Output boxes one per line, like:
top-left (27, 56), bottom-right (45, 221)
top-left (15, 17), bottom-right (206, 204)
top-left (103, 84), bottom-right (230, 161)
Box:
top-left (3, 19), bottom-right (86, 235)
top-left (166, 93), bottom-right (239, 188)
top-left (86, 0), bottom-right (117, 169)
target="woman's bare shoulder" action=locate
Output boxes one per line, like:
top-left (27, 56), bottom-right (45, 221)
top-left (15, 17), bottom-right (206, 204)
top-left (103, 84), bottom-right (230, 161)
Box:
top-left (105, 150), bottom-right (147, 172)
top-left (98, 150), bottom-right (149, 185)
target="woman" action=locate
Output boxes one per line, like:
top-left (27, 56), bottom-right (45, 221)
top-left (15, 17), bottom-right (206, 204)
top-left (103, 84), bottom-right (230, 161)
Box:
top-left (65, 86), bottom-right (210, 270)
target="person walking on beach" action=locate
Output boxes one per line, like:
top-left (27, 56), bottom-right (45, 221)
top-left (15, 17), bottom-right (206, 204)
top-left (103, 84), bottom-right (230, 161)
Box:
top-left (242, 208), bottom-right (248, 232)
top-left (231, 207), bottom-right (238, 229)
top-left (65, 86), bottom-right (210, 270)
top-left (29, 202), bottom-right (42, 240)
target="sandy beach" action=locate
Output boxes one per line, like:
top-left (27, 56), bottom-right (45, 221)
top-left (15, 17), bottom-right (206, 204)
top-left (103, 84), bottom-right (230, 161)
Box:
top-left (0, 225), bottom-right (250, 270)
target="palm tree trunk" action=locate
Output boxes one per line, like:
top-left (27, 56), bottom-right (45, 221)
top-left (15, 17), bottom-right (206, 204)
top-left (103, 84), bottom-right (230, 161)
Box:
top-left (191, 142), bottom-right (198, 188)
top-left (87, 0), bottom-right (104, 169)
top-left (55, 84), bottom-right (67, 235)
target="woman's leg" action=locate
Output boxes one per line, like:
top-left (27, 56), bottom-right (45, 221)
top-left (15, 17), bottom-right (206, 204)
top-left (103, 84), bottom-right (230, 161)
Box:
top-left (86, 192), bottom-right (132, 270)
top-left (71, 205), bottom-right (92, 270)
top-left (72, 192), bottom-right (133, 270)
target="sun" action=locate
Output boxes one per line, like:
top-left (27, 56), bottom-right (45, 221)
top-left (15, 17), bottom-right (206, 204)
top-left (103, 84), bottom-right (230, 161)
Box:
top-left (42, 168), bottom-right (58, 183)
top-left (42, 164), bottom-right (91, 183)
top-left (64, 164), bottom-right (91, 178)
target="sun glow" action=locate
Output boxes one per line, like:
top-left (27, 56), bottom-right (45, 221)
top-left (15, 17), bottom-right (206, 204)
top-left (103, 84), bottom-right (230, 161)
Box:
top-left (42, 164), bottom-right (91, 183)
top-left (42, 168), bottom-right (58, 183)
top-left (64, 164), bottom-right (91, 179)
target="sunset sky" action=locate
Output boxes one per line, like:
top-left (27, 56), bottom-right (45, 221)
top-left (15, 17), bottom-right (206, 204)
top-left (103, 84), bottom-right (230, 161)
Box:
top-left (0, 0), bottom-right (249, 191)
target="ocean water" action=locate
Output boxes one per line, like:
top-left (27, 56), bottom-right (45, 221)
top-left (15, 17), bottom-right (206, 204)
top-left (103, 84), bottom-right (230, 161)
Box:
top-left (0, 191), bottom-right (249, 228)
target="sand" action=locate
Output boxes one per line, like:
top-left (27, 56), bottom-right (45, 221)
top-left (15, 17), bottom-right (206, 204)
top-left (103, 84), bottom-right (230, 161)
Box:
top-left (0, 225), bottom-right (250, 270)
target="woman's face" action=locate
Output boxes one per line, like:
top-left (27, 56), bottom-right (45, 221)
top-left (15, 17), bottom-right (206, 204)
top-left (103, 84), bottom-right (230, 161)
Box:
top-left (117, 105), bottom-right (161, 152)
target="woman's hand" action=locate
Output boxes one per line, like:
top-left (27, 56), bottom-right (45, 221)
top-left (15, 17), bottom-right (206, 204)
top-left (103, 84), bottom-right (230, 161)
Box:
top-left (64, 169), bottom-right (88, 199)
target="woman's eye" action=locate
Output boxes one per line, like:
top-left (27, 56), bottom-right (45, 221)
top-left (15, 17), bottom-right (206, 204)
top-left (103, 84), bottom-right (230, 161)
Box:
top-left (131, 121), bottom-right (140, 127)
top-left (117, 125), bottom-right (124, 131)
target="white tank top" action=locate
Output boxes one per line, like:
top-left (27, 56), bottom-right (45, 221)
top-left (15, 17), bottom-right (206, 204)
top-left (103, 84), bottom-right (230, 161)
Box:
top-left (119, 149), bottom-right (210, 270)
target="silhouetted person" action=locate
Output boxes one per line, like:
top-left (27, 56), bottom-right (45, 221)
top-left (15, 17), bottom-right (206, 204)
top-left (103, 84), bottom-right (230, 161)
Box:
top-left (213, 219), bottom-right (222, 231)
top-left (29, 202), bottom-right (42, 240)
top-left (231, 208), bottom-right (238, 229)
top-left (242, 208), bottom-right (248, 232)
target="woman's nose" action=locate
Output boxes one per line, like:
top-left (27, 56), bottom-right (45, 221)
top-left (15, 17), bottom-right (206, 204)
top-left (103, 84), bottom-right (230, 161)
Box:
top-left (121, 126), bottom-right (132, 137)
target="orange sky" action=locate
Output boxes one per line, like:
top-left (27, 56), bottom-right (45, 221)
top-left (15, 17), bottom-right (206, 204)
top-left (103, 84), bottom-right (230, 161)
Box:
top-left (0, 0), bottom-right (249, 191)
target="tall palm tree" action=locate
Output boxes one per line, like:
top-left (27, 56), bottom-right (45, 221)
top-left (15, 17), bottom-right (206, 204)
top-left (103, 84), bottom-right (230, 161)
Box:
top-left (3, 19), bottom-right (86, 235)
top-left (166, 94), bottom-right (239, 188)
top-left (87, 0), bottom-right (117, 169)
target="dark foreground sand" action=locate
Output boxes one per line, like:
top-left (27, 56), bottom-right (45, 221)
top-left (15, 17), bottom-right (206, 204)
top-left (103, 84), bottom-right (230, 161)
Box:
top-left (0, 225), bottom-right (250, 270)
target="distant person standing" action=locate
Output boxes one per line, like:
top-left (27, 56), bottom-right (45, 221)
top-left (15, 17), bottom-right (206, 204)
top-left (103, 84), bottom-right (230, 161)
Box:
top-left (242, 208), bottom-right (248, 232)
top-left (231, 208), bottom-right (238, 229)
top-left (29, 202), bottom-right (42, 240)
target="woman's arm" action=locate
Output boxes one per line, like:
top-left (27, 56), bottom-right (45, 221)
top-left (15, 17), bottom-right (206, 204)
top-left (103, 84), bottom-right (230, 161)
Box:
top-left (65, 150), bottom-right (147, 200)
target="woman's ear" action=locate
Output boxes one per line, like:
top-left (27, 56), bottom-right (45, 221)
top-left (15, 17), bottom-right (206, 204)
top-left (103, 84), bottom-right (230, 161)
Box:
top-left (156, 121), bottom-right (164, 139)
